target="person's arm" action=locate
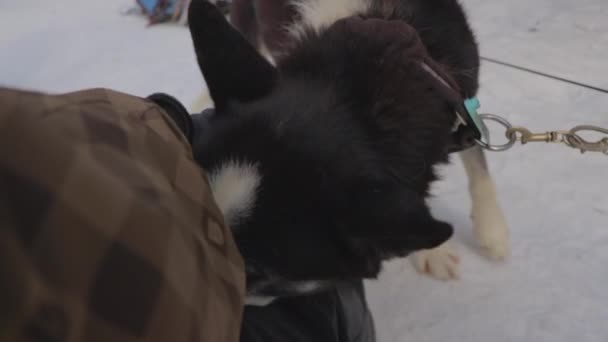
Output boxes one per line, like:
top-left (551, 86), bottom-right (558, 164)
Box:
top-left (0, 87), bottom-right (245, 342)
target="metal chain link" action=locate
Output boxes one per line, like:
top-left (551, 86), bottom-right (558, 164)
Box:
top-left (475, 114), bottom-right (608, 155)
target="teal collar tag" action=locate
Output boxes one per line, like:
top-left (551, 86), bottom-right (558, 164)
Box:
top-left (463, 97), bottom-right (489, 143)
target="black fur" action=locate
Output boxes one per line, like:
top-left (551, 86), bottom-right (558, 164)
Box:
top-left (188, 0), bottom-right (479, 298)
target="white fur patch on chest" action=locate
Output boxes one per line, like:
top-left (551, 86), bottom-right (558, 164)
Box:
top-left (209, 160), bottom-right (261, 227)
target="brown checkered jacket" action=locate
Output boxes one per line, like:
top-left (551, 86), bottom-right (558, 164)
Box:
top-left (0, 87), bottom-right (245, 342)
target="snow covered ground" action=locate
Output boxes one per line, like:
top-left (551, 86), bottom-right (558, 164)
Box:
top-left (2, 0), bottom-right (607, 341)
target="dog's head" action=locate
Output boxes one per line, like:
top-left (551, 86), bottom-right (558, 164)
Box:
top-left (188, 1), bottom-right (457, 297)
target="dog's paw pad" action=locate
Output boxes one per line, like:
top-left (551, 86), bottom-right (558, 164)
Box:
top-left (412, 242), bottom-right (460, 281)
top-left (472, 206), bottom-right (510, 260)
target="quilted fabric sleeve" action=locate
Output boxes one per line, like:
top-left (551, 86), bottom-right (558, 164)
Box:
top-left (0, 87), bottom-right (245, 342)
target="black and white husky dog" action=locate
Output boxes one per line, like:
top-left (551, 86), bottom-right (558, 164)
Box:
top-left (187, 0), bottom-right (509, 305)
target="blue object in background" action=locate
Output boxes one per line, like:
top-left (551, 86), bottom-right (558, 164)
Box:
top-left (136, 0), bottom-right (187, 24)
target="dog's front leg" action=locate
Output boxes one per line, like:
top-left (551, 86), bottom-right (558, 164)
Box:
top-left (460, 145), bottom-right (510, 259)
top-left (411, 146), bottom-right (509, 280)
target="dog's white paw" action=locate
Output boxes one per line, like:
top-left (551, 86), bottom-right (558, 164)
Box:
top-left (412, 241), bottom-right (460, 281)
top-left (471, 201), bottom-right (510, 260)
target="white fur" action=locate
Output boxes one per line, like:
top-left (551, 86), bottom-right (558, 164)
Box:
top-left (460, 147), bottom-right (510, 259)
top-left (412, 241), bottom-right (460, 281)
top-left (209, 160), bottom-right (262, 227)
top-left (287, 0), bottom-right (371, 40)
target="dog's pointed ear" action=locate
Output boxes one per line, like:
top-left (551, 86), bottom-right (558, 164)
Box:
top-left (188, 0), bottom-right (277, 110)
top-left (345, 184), bottom-right (453, 259)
